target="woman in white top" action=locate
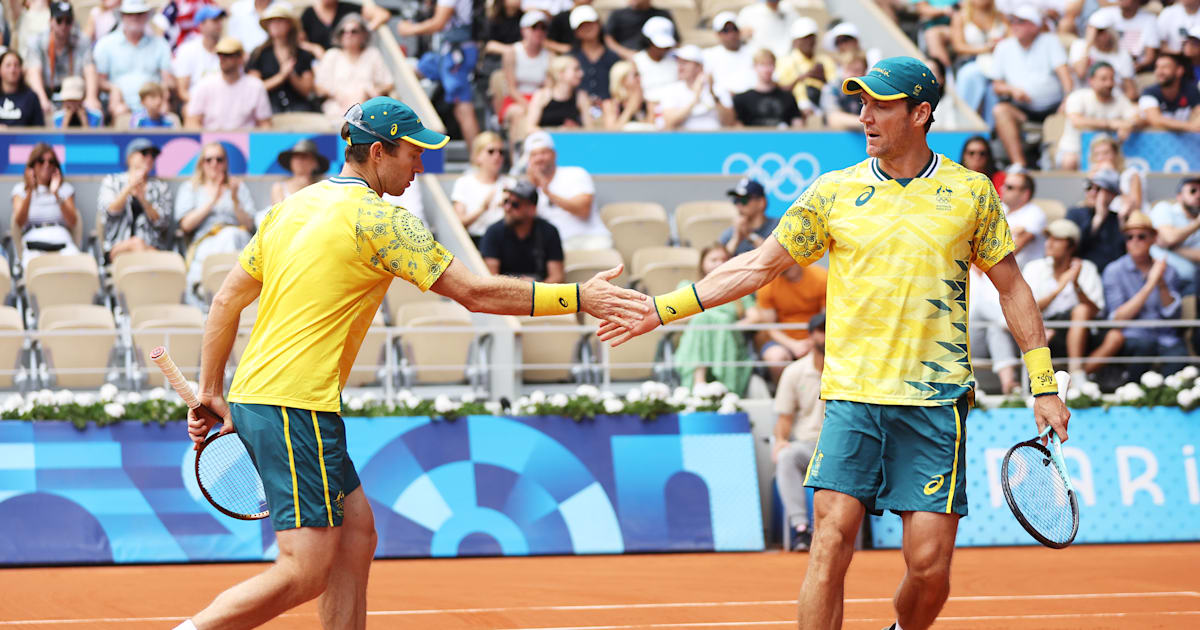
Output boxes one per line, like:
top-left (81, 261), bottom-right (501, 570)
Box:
top-left (11, 142), bottom-right (79, 268)
top-left (451, 131), bottom-right (509, 246)
top-left (1087, 134), bottom-right (1145, 214)
top-left (950, 0), bottom-right (1008, 114)
top-left (175, 142), bottom-right (256, 303)
top-left (500, 10), bottom-right (552, 140)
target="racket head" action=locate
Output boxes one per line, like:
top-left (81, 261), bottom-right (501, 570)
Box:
top-left (194, 432), bottom-right (270, 521)
top-left (1001, 438), bottom-right (1080, 548)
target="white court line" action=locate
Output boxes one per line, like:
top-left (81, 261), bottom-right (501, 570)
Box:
top-left (1, 592), bottom-right (1197, 625)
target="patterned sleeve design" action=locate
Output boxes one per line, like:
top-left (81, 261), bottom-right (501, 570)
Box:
top-left (237, 204), bottom-right (275, 282)
top-left (355, 196), bottom-right (454, 291)
top-left (970, 179), bottom-right (1016, 271)
top-left (772, 175), bottom-right (833, 266)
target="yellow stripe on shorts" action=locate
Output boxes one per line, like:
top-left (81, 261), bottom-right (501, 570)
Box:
top-left (945, 403), bottom-right (962, 513)
top-left (280, 406), bottom-right (301, 528)
top-left (311, 411), bottom-right (333, 527)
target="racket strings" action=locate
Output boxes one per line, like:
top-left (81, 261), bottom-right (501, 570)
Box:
top-left (198, 436), bottom-right (269, 518)
top-left (1005, 444), bottom-right (1075, 544)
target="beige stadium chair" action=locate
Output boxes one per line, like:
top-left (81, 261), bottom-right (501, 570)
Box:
top-left (564, 248), bottom-right (625, 286)
top-left (1034, 198), bottom-right (1068, 223)
top-left (131, 304), bottom-right (204, 386)
top-left (346, 308), bottom-right (388, 387)
top-left (200, 252), bottom-right (240, 302)
top-left (0, 306), bottom-right (24, 388)
top-left (0, 258), bottom-right (11, 304)
top-left (1041, 112), bottom-right (1067, 159)
top-left (584, 313), bottom-right (669, 381)
top-left (517, 314), bottom-right (584, 383)
top-left (25, 254), bottom-right (100, 311)
top-left (609, 215), bottom-right (672, 267)
top-left (675, 200), bottom-right (737, 246)
top-left (632, 246), bottom-right (701, 296)
top-left (113, 250), bottom-right (187, 311)
top-left (599, 201), bottom-right (667, 228)
top-left (385, 277), bottom-right (441, 325)
top-left (38, 304), bottom-right (116, 388)
top-left (396, 302), bottom-right (475, 384)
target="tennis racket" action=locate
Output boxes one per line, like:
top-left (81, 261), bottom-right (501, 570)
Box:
top-left (1001, 370), bottom-right (1078, 549)
top-left (149, 346), bottom-right (269, 521)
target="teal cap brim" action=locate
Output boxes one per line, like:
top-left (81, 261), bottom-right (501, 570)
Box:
top-left (841, 75), bottom-right (908, 101)
top-left (402, 127), bottom-right (450, 150)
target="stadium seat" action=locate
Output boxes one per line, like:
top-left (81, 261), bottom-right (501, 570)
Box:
top-left (517, 314), bottom-right (586, 383)
top-left (599, 201), bottom-right (667, 228)
top-left (675, 200), bottom-right (736, 247)
top-left (1041, 113), bottom-right (1067, 161)
top-left (0, 306), bottom-right (24, 388)
top-left (9, 213), bottom-right (85, 265)
top-left (200, 252), bottom-right (240, 302)
top-left (38, 304), bottom-right (116, 388)
top-left (0, 257), bottom-right (12, 304)
top-left (609, 215), bottom-right (672, 266)
top-left (564, 248), bottom-right (625, 286)
top-left (584, 313), bottom-right (670, 382)
top-left (346, 308), bottom-right (388, 387)
top-left (396, 301), bottom-right (475, 384)
top-left (385, 277), bottom-right (441, 325)
top-left (130, 304), bottom-right (204, 387)
top-left (25, 254), bottom-right (100, 311)
top-left (112, 250), bottom-right (187, 311)
top-left (632, 246), bottom-right (701, 295)
top-left (1034, 198), bottom-right (1068, 223)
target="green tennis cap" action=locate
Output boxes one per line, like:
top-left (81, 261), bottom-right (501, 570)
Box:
top-left (344, 97), bottom-right (449, 149)
top-left (842, 56), bottom-right (941, 109)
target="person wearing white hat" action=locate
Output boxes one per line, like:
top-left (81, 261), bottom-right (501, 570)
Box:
top-left (1090, 1), bottom-right (1160, 73)
top-left (93, 0), bottom-right (174, 118)
top-left (567, 4), bottom-right (621, 101)
top-left (52, 75), bottom-right (103, 127)
top-left (603, 0), bottom-right (674, 59)
top-left (702, 11), bottom-right (755, 108)
top-left (522, 130), bottom-right (612, 251)
top-left (545, 0), bottom-right (594, 52)
top-left (776, 17), bottom-right (835, 111)
top-left (656, 43), bottom-right (732, 130)
top-left (631, 15), bottom-right (678, 103)
top-left (1067, 8), bottom-right (1137, 101)
top-left (736, 0), bottom-right (800, 60)
top-left (498, 10), bottom-right (552, 139)
top-left (1157, 0), bottom-right (1200, 54)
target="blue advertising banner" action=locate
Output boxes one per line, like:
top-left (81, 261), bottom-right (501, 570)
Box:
top-left (550, 131), bottom-right (977, 216)
top-left (870, 407), bottom-right (1200, 548)
top-left (0, 413), bottom-right (762, 565)
top-left (1080, 131), bottom-right (1200, 173)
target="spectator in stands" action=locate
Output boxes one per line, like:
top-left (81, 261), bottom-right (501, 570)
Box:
top-left (1023, 219), bottom-right (1105, 384)
top-left (776, 18), bottom-right (835, 114)
top-left (1186, 26), bottom-right (1200, 84)
top-left (481, 179), bottom-right (564, 282)
top-left (523, 131), bottom-right (611, 250)
top-left (1069, 10), bottom-right (1137, 101)
top-left (84, 0), bottom-right (121, 45)
top-left (315, 14), bottom-right (392, 122)
top-left (1087, 134), bottom-right (1144, 214)
top-left (990, 4), bottom-right (1071, 169)
top-left (547, 0), bottom-right (588, 52)
top-left (819, 52), bottom-right (866, 130)
top-left (172, 5), bottom-right (224, 106)
top-left (604, 0), bottom-right (673, 60)
top-left (772, 311), bottom-right (825, 551)
top-left (656, 45), bottom-right (733, 131)
top-left (734, 49), bottom-right (803, 128)
top-left (1149, 177), bottom-right (1200, 296)
top-left (737, 0), bottom-right (798, 60)
top-left (1139, 53), bottom-right (1200, 133)
top-left (1092, 0), bottom-right (1159, 73)
top-left (99, 138), bottom-right (174, 262)
top-left (528, 54), bottom-right (594, 129)
top-left (94, 0), bottom-right (173, 118)
top-left (185, 37), bottom-right (273, 129)
top-left (569, 5), bottom-right (619, 102)
top-left (968, 262), bottom-right (1021, 393)
top-left (227, 0), bottom-right (270, 53)
top-left (755, 261), bottom-right (827, 385)
top-left (722, 177), bottom-right (777, 255)
top-left (911, 0), bottom-right (956, 80)
top-left (481, 0), bottom-right (522, 64)
top-left (11, 142), bottom-right (79, 268)
top-left (960, 134), bottom-right (1005, 191)
top-left (704, 12), bottom-right (755, 109)
top-left (1001, 170), bottom-right (1047, 269)
top-left (453, 131), bottom-right (510, 247)
top-left (632, 15), bottom-right (677, 104)
top-left (1092, 210), bottom-right (1188, 380)
top-left (157, 0), bottom-right (221, 50)
top-left (399, 0), bottom-right (480, 146)
top-left (1158, 0), bottom-right (1200, 55)
top-left (1058, 62), bottom-right (1139, 171)
top-left (301, 0), bottom-right (386, 57)
top-left (1067, 168), bottom-right (1126, 273)
top-left (14, 0), bottom-right (51, 50)
top-left (175, 141), bottom-right (256, 302)
top-left (0, 50), bottom-right (43, 126)
top-left (26, 1), bottom-right (102, 120)
top-left (602, 59), bottom-right (648, 128)
top-left (53, 76), bottom-right (102, 127)
top-left (130, 81), bottom-right (180, 127)
top-left (271, 138), bottom-right (329, 205)
top-left (246, 3), bottom-right (317, 113)
top-left (950, 0), bottom-right (1008, 117)
top-left (674, 244), bottom-right (755, 395)
top-left (498, 11), bottom-right (553, 140)
top-left (823, 21), bottom-right (881, 68)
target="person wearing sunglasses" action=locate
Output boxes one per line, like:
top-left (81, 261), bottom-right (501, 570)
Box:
top-left (25, 0), bottom-right (102, 119)
top-left (183, 36), bottom-right (273, 130)
top-left (722, 177), bottom-right (775, 256)
top-left (1147, 176), bottom-right (1200, 296)
top-left (175, 142), bottom-right (256, 304)
top-left (11, 142), bottom-right (78, 268)
top-left (480, 179), bottom-right (565, 282)
top-left (175, 96), bottom-right (650, 630)
top-left (452, 131), bottom-right (509, 246)
top-left (1065, 167), bottom-right (1125, 274)
top-left (98, 138), bottom-right (174, 262)
top-left (315, 13), bottom-right (392, 122)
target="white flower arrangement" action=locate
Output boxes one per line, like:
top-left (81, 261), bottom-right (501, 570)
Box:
top-left (1139, 371), bottom-right (1165, 389)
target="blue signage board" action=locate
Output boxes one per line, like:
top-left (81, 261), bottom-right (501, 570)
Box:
top-left (1081, 131), bottom-right (1200, 174)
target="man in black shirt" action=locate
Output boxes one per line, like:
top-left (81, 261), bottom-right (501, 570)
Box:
top-left (1066, 168), bottom-right (1126, 274)
top-left (733, 49), bottom-right (803, 128)
top-left (481, 180), bottom-right (565, 282)
top-left (604, 0), bottom-right (673, 59)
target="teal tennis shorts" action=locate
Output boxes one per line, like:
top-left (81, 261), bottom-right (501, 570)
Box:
top-left (804, 397), bottom-right (969, 516)
top-left (230, 403), bottom-right (361, 531)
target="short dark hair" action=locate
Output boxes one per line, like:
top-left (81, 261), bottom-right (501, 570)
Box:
top-left (904, 97), bottom-right (935, 133)
top-left (1087, 61), bottom-right (1114, 78)
top-left (1009, 171), bottom-right (1037, 197)
top-left (340, 122), bottom-right (398, 164)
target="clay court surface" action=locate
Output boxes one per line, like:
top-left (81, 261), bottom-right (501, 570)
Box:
top-left (1, 543), bottom-right (1197, 629)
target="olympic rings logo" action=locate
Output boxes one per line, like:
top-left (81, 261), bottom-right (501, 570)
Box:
top-left (722, 152), bottom-right (822, 202)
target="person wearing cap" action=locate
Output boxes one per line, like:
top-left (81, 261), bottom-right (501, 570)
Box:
top-left (0, 50), bottom-right (45, 127)
top-left (989, 5), bottom-right (1071, 169)
top-left (819, 52), bottom-right (867, 130)
top-left (656, 43), bottom-right (734, 130)
top-left (11, 142), bottom-right (78, 268)
top-left (523, 130), bottom-right (612, 250)
top-left (1022, 218), bottom-right (1105, 383)
top-left (226, 0), bottom-right (271, 53)
top-left (631, 15), bottom-right (678, 103)
top-left (721, 177), bottom-right (777, 256)
top-left (1157, 0), bottom-right (1200, 55)
top-left (1066, 167), bottom-right (1126, 272)
top-left (772, 310), bottom-right (827, 551)
top-left (702, 11), bottom-right (754, 107)
top-left (1068, 9), bottom-right (1137, 101)
top-left (397, 0), bottom-right (480, 145)
top-left (246, 3), bottom-right (317, 113)
top-left (93, 0), bottom-right (173, 118)
top-left (733, 48), bottom-right (804, 128)
top-left (25, 0), bottom-right (101, 118)
top-left (480, 179), bottom-right (565, 282)
top-left (271, 138), bottom-right (331, 205)
top-left (98, 138), bottom-right (174, 261)
top-left (736, 0), bottom-right (800, 60)
top-left (1057, 61), bottom-right (1139, 171)
top-left (316, 14), bottom-right (393, 121)
top-left (1091, 1), bottom-right (1160, 73)
top-left (172, 4), bottom-right (225, 104)
top-left (568, 4), bottom-right (620, 101)
top-left (598, 55), bottom-right (1069, 630)
top-left (184, 36), bottom-right (273, 129)
top-left (175, 97), bottom-right (647, 630)
top-left (1148, 176), bottom-right (1200, 295)
top-left (604, 0), bottom-right (674, 59)
top-left (1138, 52), bottom-right (1200, 133)
top-left (497, 11), bottom-right (552, 138)
top-left (824, 20), bottom-right (879, 67)
top-left (776, 17), bottom-right (836, 111)
top-left (545, 0), bottom-right (592, 52)
top-left (52, 75), bottom-right (103, 127)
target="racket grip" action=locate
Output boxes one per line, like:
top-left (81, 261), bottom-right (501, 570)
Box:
top-left (149, 346), bottom-right (223, 424)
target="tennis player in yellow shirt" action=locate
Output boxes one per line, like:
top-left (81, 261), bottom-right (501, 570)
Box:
top-left (599, 57), bottom-right (1070, 630)
top-left (176, 97), bottom-right (650, 630)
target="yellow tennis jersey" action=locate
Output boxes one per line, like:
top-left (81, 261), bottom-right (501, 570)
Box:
top-left (773, 154), bottom-right (1015, 406)
top-left (229, 176), bottom-right (453, 412)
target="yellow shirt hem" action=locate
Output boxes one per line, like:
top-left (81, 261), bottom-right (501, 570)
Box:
top-left (228, 393), bottom-right (342, 414)
top-left (821, 390), bottom-right (961, 407)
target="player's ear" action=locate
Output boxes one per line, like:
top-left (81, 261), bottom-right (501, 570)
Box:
top-left (911, 101), bottom-right (931, 128)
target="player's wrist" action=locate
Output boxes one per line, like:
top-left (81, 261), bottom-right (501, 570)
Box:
top-left (652, 284), bottom-right (705, 325)
top-left (531, 281), bottom-right (580, 316)
top-left (1023, 347), bottom-right (1058, 396)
